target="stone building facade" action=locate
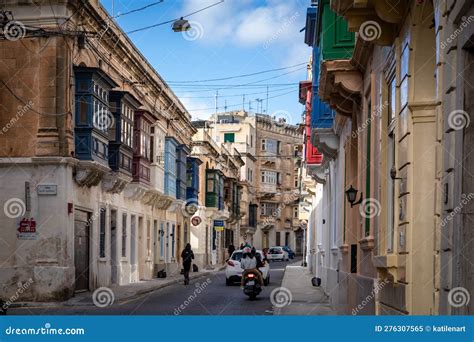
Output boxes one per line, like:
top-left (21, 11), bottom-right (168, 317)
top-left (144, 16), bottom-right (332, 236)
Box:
top-left (304, 0), bottom-right (474, 315)
top-left (0, 0), bottom-right (196, 301)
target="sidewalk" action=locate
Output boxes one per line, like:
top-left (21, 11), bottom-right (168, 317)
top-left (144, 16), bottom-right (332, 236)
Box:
top-left (12, 266), bottom-right (224, 308)
top-left (273, 265), bottom-right (336, 315)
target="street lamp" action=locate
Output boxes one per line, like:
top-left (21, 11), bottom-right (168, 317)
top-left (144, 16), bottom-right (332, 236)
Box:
top-left (172, 17), bottom-right (191, 32)
top-left (345, 185), bottom-right (363, 207)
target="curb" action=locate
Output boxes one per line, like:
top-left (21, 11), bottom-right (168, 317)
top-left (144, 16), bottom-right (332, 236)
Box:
top-left (10, 266), bottom-right (225, 309)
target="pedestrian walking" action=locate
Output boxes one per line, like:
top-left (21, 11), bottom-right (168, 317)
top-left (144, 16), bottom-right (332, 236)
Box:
top-left (227, 244), bottom-right (235, 259)
top-left (181, 243), bottom-right (194, 285)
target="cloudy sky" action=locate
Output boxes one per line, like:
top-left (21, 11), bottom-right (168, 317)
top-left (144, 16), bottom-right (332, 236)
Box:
top-left (101, 0), bottom-right (311, 124)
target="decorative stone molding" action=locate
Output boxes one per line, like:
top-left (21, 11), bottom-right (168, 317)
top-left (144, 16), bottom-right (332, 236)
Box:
top-left (153, 194), bottom-right (175, 210)
top-left (330, 0), bottom-right (405, 46)
top-left (373, 254), bottom-right (404, 284)
top-left (311, 127), bottom-right (339, 160)
top-left (359, 235), bottom-right (375, 251)
top-left (307, 163), bottom-right (328, 184)
top-left (73, 161), bottom-right (110, 187)
top-left (339, 243), bottom-right (349, 254)
top-left (124, 183), bottom-right (149, 201)
top-left (101, 172), bottom-right (132, 193)
top-left (240, 225), bottom-right (257, 235)
top-left (319, 60), bottom-right (362, 118)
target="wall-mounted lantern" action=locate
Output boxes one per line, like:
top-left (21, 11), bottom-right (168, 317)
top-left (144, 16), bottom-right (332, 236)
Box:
top-left (345, 185), bottom-right (363, 207)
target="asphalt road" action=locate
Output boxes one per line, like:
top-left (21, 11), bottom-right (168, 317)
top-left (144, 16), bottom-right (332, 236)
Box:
top-left (9, 258), bottom-right (301, 316)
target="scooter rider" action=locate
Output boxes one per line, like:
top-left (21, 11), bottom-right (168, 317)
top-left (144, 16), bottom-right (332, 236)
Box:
top-left (241, 247), bottom-right (264, 287)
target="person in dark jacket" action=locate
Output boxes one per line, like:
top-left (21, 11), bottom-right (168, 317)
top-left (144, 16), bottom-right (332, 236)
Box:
top-left (181, 243), bottom-right (194, 285)
top-left (227, 244), bottom-right (235, 259)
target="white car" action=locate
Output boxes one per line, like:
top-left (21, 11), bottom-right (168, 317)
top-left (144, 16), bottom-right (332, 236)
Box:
top-left (266, 246), bottom-right (289, 261)
top-left (225, 250), bottom-right (270, 286)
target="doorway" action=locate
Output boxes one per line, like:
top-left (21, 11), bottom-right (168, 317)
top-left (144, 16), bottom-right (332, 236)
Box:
top-left (74, 209), bottom-right (90, 292)
top-left (110, 209), bottom-right (118, 284)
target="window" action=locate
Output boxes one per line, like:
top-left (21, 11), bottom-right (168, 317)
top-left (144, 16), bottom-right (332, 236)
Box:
top-left (250, 135), bottom-right (253, 147)
top-left (249, 204), bottom-right (257, 227)
top-left (121, 103), bottom-right (134, 147)
top-left (140, 120), bottom-right (151, 160)
top-left (261, 202), bottom-right (278, 216)
top-left (79, 100), bottom-right (88, 124)
top-left (285, 232), bottom-right (290, 246)
top-left (121, 213), bottom-right (127, 257)
top-left (262, 139), bottom-right (277, 154)
top-left (293, 207), bottom-right (299, 218)
top-left (277, 141), bottom-right (281, 155)
top-left (99, 208), bottom-right (106, 258)
top-left (147, 220), bottom-right (151, 257)
top-left (276, 232), bottom-right (281, 246)
top-left (224, 133), bottom-right (235, 143)
top-left (294, 175), bottom-right (299, 188)
top-left (277, 172), bottom-right (282, 185)
top-left (261, 170), bottom-right (277, 184)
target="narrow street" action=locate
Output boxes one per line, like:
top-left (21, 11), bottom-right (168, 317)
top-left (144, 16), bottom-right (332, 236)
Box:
top-left (9, 259), bottom-right (300, 316)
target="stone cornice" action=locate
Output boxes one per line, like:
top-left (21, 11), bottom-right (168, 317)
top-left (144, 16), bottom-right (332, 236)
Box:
top-left (330, 0), bottom-right (405, 46)
top-left (319, 59), bottom-right (362, 118)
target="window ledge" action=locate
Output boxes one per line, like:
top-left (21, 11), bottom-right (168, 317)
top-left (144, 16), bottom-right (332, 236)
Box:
top-left (359, 236), bottom-right (375, 251)
top-left (339, 244), bottom-right (349, 254)
top-left (98, 258), bottom-right (107, 263)
top-left (373, 254), bottom-right (399, 269)
top-left (330, 246), bottom-right (339, 254)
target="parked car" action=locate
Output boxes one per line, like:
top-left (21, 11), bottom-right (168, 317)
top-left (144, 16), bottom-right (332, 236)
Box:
top-left (225, 250), bottom-right (270, 286)
top-left (266, 246), bottom-right (289, 261)
top-left (283, 246), bottom-right (295, 259)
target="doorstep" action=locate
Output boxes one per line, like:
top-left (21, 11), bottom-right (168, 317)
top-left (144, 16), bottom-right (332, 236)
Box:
top-left (11, 266), bottom-right (225, 308)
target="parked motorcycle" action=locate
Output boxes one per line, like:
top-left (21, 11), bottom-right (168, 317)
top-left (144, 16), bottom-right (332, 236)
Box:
top-left (242, 271), bottom-right (262, 300)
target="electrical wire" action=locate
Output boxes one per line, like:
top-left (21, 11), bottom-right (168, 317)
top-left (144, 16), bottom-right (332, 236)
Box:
top-left (167, 62), bottom-right (307, 83)
top-left (127, 0), bottom-right (224, 35)
top-left (109, 1), bottom-right (164, 20)
top-left (177, 85), bottom-right (296, 99)
top-left (169, 68), bottom-right (305, 90)
top-left (186, 89), bottom-right (298, 112)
